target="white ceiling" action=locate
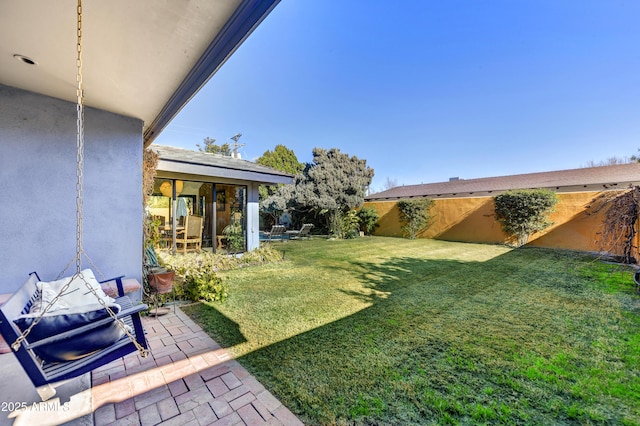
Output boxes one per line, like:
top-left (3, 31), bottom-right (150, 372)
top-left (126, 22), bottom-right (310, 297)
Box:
top-left (0, 0), bottom-right (271, 144)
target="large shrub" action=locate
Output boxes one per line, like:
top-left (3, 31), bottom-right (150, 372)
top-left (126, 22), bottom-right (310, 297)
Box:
top-left (493, 189), bottom-right (558, 247)
top-left (397, 198), bottom-right (434, 239)
top-left (358, 206), bottom-right (380, 235)
top-left (341, 210), bottom-right (361, 239)
top-left (178, 267), bottom-right (229, 303)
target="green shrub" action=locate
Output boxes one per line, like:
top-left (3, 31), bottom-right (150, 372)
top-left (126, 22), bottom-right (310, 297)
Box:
top-left (397, 198), bottom-right (434, 239)
top-left (158, 246), bottom-right (284, 302)
top-left (358, 206), bottom-right (380, 235)
top-left (493, 189), bottom-right (558, 247)
top-left (342, 210), bottom-right (361, 239)
top-left (177, 267), bottom-right (228, 303)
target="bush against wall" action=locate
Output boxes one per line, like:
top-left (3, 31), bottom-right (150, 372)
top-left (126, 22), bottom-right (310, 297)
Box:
top-left (357, 206), bottom-right (380, 235)
top-left (341, 210), bottom-right (361, 239)
top-left (397, 198), bottom-right (434, 239)
top-left (493, 189), bottom-right (558, 247)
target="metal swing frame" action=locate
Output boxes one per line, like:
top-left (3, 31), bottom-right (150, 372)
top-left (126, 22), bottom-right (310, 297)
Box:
top-left (0, 0), bottom-right (148, 401)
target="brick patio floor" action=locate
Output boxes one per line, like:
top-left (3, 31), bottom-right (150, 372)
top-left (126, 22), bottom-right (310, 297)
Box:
top-left (91, 307), bottom-right (303, 426)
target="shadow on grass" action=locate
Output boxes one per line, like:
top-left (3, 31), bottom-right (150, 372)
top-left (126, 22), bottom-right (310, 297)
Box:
top-left (181, 302), bottom-right (247, 348)
top-left (232, 247), bottom-right (638, 425)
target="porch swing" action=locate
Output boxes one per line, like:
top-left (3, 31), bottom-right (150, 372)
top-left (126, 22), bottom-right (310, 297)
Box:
top-left (0, 0), bottom-right (149, 401)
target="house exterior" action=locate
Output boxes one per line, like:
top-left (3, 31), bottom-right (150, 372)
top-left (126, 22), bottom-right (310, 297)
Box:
top-left (365, 163), bottom-right (640, 255)
top-left (0, 1), bottom-right (280, 293)
top-left (150, 145), bottom-right (293, 253)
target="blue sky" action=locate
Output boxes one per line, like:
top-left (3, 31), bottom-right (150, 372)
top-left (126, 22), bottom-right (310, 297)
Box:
top-left (153, 0), bottom-right (640, 192)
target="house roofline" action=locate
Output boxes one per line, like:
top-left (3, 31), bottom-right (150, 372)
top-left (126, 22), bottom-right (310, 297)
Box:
top-left (366, 163), bottom-right (640, 201)
top-left (143, 0), bottom-right (280, 146)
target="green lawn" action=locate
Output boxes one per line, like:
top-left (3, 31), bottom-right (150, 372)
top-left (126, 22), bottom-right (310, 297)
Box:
top-left (182, 237), bottom-right (640, 425)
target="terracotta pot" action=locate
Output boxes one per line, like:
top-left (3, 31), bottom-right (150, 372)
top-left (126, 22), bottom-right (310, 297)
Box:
top-left (148, 271), bottom-right (175, 294)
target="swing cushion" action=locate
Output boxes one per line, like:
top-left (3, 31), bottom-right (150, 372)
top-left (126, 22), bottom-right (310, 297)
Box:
top-left (14, 305), bottom-right (124, 362)
top-left (42, 269), bottom-right (117, 307)
top-left (13, 270), bottom-right (125, 362)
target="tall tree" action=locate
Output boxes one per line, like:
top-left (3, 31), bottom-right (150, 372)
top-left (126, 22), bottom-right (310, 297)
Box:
top-left (257, 145), bottom-right (303, 226)
top-left (268, 148), bottom-right (374, 236)
top-left (256, 144), bottom-right (303, 175)
top-left (197, 137), bottom-right (232, 156)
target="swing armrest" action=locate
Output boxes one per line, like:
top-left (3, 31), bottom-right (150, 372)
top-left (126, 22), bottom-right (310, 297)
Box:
top-left (25, 300), bottom-right (148, 350)
top-left (100, 277), bottom-right (142, 298)
top-left (100, 276), bottom-right (126, 297)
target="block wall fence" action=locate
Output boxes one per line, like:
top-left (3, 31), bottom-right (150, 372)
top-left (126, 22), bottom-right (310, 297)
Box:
top-left (364, 190), bottom-right (637, 257)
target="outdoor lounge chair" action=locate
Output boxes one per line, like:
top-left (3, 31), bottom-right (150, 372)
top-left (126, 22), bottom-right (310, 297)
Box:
top-left (263, 225), bottom-right (286, 241)
top-left (286, 223), bottom-right (314, 240)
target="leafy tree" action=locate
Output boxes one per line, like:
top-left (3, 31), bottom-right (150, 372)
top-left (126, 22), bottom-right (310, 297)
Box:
top-left (197, 137), bottom-right (232, 156)
top-left (260, 182), bottom-right (295, 227)
top-left (493, 189), bottom-right (558, 247)
top-left (263, 148), bottom-right (374, 237)
top-left (256, 145), bottom-right (303, 226)
top-left (358, 206), bottom-right (380, 235)
top-left (295, 148), bottom-right (374, 236)
top-left (397, 198), bottom-right (434, 239)
top-left (256, 144), bottom-right (304, 175)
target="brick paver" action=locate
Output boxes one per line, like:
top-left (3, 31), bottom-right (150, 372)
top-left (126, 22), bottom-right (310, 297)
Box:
top-left (91, 306), bottom-right (303, 425)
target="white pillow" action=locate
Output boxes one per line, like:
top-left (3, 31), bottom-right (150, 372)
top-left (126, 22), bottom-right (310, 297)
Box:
top-left (28, 284), bottom-right (71, 316)
top-left (39, 269), bottom-right (116, 308)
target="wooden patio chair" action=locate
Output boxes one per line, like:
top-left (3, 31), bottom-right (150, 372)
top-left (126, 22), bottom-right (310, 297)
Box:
top-left (176, 215), bottom-right (203, 253)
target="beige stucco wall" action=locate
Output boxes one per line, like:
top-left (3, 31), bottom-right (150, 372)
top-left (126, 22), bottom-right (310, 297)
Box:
top-left (366, 190), bottom-right (625, 255)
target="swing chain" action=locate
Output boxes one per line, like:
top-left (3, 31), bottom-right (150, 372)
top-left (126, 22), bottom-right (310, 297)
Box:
top-left (75, 0), bottom-right (84, 276)
top-left (12, 0), bottom-right (148, 358)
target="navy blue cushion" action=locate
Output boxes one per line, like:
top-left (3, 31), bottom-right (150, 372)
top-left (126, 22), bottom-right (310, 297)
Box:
top-left (14, 306), bottom-right (124, 362)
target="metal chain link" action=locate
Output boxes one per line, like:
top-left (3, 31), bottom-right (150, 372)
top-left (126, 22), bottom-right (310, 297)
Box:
top-left (76, 0), bottom-right (84, 277)
top-left (12, 0), bottom-right (148, 357)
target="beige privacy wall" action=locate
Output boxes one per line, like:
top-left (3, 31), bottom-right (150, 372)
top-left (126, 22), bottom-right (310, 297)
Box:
top-left (365, 191), bottom-right (629, 255)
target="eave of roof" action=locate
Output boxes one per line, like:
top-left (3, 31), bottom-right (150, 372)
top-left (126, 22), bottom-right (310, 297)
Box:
top-left (152, 145), bottom-right (294, 185)
top-left (366, 163), bottom-right (640, 201)
top-left (143, 0), bottom-right (280, 146)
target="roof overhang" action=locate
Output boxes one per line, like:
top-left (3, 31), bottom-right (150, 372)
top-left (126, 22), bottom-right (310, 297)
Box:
top-left (0, 0), bottom-right (280, 147)
top-left (153, 145), bottom-right (294, 185)
top-left (157, 158), bottom-right (294, 186)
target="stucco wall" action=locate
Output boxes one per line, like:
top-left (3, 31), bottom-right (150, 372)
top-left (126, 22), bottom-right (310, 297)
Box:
top-left (366, 191), bottom-right (620, 254)
top-left (0, 84), bottom-right (144, 293)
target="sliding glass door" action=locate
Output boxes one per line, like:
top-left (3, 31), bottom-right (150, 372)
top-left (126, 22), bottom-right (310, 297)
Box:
top-left (149, 179), bottom-right (247, 253)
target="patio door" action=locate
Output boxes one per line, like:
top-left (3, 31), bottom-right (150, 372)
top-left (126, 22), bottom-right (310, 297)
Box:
top-left (214, 184), bottom-right (247, 253)
top-left (149, 179), bottom-right (246, 253)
